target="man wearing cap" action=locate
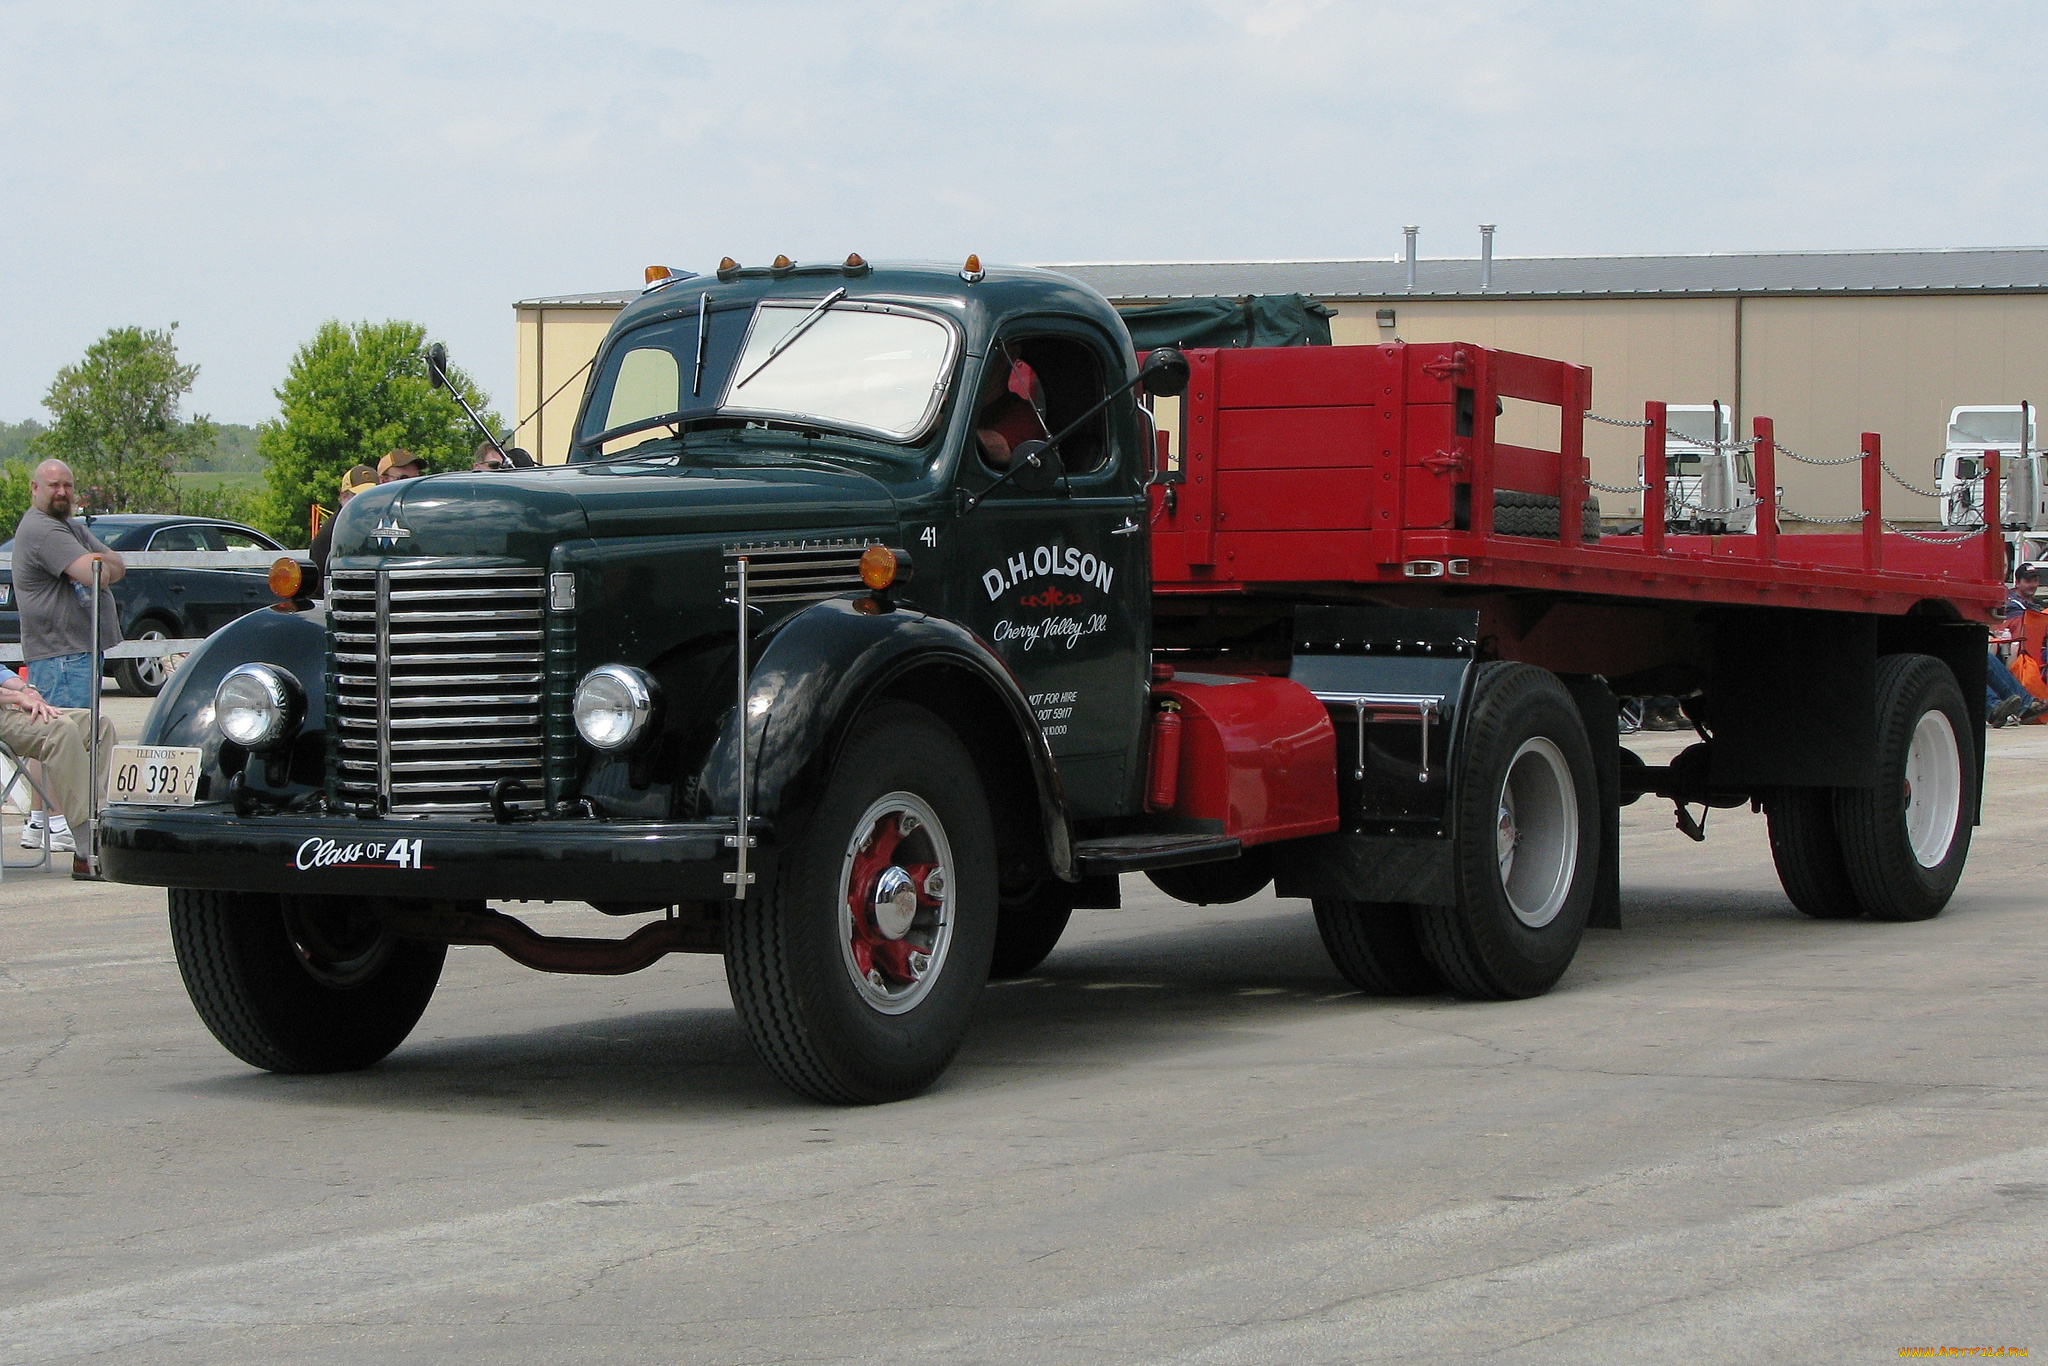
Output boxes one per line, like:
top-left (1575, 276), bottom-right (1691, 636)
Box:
top-left (378, 449), bottom-right (423, 483)
top-left (309, 464), bottom-right (378, 579)
top-left (1999, 563), bottom-right (2041, 620)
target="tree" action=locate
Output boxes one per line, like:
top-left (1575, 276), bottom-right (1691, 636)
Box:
top-left (34, 325), bottom-right (217, 513)
top-left (259, 320), bottom-right (499, 546)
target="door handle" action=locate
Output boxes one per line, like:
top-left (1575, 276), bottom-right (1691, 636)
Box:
top-left (1109, 517), bottom-right (1143, 536)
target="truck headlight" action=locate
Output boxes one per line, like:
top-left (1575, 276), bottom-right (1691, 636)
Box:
top-left (574, 665), bottom-right (660, 751)
top-left (215, 663), bottom-right (302, 751)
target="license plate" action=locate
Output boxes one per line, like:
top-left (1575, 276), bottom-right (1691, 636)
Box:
top-left (108, 746), bottom-right (203, 806)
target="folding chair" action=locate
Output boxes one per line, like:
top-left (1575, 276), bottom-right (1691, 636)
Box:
top-left (0, 738), bottom-right (57, 877)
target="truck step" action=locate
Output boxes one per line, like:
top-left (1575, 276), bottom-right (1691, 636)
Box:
top-left (1072, 833), bottom-right (1242, 877)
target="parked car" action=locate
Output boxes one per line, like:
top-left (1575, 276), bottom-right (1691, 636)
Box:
top-left (0, 514), bottom-right (284, 696)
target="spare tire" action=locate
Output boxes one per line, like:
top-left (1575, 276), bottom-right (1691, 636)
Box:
top-left (1493, 490), bottom-right (1602, 541)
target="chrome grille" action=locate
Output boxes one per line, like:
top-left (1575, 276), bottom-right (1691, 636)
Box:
top-left (330, 566), bottom-right (547, 815)
top-left (723, 541), bottom-right (875, 603)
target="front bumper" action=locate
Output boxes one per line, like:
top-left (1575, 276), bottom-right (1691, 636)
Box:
top-left (98, 804), bottom-right (754, 902)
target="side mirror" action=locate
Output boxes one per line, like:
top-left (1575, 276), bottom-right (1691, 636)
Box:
top-left (1139, 347), bottom-right (1190, 398)
top-left (1007, 439), bottom-right (1065, 495)
top-left (426, 342), bottom-right (450, 391)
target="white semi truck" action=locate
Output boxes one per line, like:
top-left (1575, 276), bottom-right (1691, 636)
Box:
top-left (1648, 402), bottom-right (1756, 534)
top-left (1938, 404), bottom-right (2045, 539)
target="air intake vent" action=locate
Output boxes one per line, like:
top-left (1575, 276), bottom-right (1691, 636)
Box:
top-left (723, 540), bottom-right (876, 603)
top-left (329, 566), bottom-right (547, 816)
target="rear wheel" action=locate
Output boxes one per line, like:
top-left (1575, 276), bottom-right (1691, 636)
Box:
top-left (1415, 663), bottom-right (1599, 999)
top-left (1765, 787), bottom-right (1862, 919)
top-left (167, 889), bottom-right (445, 1072)
top-left (723, 703), bottom-right (997, 1103)
top-left (1834, 654), bottom-right (1974, 923)
top-left (989, 876), bottom-right (1073, 980)
top-left (114, 618), bottom-right (180, 697)
top-left (1313, 900), bottom-right (1443, 995)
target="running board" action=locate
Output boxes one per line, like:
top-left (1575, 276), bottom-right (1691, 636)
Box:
top-left (1072, 834), bottom-right (1243, 877)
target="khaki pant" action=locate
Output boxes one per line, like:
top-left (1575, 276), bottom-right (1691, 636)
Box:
top-left (0, 707), bottom-right (118, 832)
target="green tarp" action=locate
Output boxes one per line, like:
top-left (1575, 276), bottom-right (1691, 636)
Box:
top-left (1117, 294), bottom-right (1336, 350)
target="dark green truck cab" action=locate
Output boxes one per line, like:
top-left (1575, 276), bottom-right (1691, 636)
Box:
top-left (101, 261), bottom-right (1231, 1101)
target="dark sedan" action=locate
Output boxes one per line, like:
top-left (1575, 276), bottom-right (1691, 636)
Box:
top-left (0, 514), bottom-right (284, 696)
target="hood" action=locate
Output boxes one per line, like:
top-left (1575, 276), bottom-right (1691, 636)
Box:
top-left (332, 459), bottom-right (897, 562)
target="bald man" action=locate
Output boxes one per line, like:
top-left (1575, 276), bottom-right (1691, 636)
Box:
top-left (12, 460), bottom-right (124, 857)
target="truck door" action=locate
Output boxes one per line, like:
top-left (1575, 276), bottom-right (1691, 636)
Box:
top-left (950, 328), bottom-right (1149, 818)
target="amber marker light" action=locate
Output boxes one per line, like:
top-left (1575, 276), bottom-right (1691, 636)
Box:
top-left (268, 557), bottom-right (305, 599)
top-left (844, 253), bottom-right (866, 269)
top-left (859, 545), bottom-right (911, 591)
top-left (773, 254), bottom-right (793, 269)
top-left (960, 253), bottom-right (984, 283)
top-left (644, 265), bottom-right (673, 286)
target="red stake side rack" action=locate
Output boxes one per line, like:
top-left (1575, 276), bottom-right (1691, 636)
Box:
top-left (1148, 341), bottom-right (2006, 620)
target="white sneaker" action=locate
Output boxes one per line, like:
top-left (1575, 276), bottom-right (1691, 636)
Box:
top-left (19, 814), bottom-right (46, 849)
top-left (43, 826), bottom-right (76, 854)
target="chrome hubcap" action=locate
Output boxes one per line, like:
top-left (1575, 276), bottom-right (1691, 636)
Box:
top-left (838, 793), bottom-right (954, 1013)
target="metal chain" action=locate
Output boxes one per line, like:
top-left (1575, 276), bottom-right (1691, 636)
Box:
top-left (1777, 503), bottom-right (1867, 526)
top-left (1883, 520), bottom-right (1984, 544)
top-left (1590, 478), bottom-right (1652, 493)
top-left (1668, 490), bottom-right (1745, 516)
top-left (1582, 410), bottom-right (1653, 428)
top-left (1878, 456), bottom-right (1941, 499)
top-left (1770, 439), bottom-right (1860, 467)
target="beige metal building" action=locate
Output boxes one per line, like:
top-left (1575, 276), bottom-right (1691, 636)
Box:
top-left (515, 247), bottom-right (2048, 522)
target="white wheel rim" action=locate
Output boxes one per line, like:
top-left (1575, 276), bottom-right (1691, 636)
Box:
top-left (135, 629), bottom-right (174, 689)
top-left (837, 791), bottom-right (955, 1015)
top-left (1903, 708), bottom-right (1962, 868)
top-left (1495, 737), bottom-right (1578, 929)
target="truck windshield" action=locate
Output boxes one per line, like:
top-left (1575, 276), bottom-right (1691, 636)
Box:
top-left (1949, 413), bottom-right (2031, 447)
top-left (1666, 412), bottom-right (1723, 445)
top-left (721, 301), bottom-right (956, 442)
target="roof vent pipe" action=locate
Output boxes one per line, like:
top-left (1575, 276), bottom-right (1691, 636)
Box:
top-left (1479, 224), bottom-right (1495, 291)
top-left (1404, 226), bottom-right (1418, 291)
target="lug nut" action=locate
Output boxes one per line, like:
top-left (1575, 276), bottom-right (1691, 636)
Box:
top-left (908, 951), bottom-right (931, 978)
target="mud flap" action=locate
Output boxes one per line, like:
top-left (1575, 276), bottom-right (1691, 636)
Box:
top-left (1559, 675), bottom-right (1621, 929)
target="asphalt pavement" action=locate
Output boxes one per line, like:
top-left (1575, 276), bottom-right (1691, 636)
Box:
top-left (1, 698), bottom-right (2043, 1364)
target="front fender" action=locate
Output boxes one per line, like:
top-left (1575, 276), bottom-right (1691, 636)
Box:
top-left (698, 597), bottom-right (1075, 879)
top-left (141, 604), bottom-right (329, 802)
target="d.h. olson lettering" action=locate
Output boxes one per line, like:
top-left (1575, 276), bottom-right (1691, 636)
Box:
top-left (982, 542), bottom-right (1114, 600)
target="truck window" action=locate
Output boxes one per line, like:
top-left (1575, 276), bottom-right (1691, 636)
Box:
top-left (722, 301), bottom-right (956, 442)
top-left (976, 336), bottom-right (1111, 476)
top-left (605, 347), bottom-right (682, 434)
top-left (1949, 413), bottom-right (2027, 446)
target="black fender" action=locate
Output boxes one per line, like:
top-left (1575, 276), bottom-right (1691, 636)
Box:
top-left (139, 603), bottom-right (329, 803)
top-left (696, 596), bottom-right (1076, 880)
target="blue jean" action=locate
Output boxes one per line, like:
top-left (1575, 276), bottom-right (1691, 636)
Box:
top-left (1988, 651), bottom-right (2028, 709)
top-left (27, 653), bottom-right (92, 709)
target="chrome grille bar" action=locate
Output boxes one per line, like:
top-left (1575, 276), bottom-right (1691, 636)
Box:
top-left (330, 565), bottom-right (548, 815)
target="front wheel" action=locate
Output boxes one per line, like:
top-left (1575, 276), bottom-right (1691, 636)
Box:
top-left (723, 702), bottom-right (997, 1104)
top-left (1833, 654), bottom-right (1975, 922)
top-left (167, 889), bottom-right (445, 1072)
top-left (1414, 663), bottom-right (1599, 1000)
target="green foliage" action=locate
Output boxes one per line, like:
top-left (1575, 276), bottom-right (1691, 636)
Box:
top-left (0, 419), bottom-right (46, 466)
top-left (258, 320), bottom-right (498, 547)
top-left (0, 461), bottom-right (29, 538)
top-left (34, 324), bottom-right (217, 513)
top-left (178, 422), bottom-right (263, 473)
top-left (171, 478), bottom-right (266, 529)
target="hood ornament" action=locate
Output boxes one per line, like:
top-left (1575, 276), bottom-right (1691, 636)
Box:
top-left (370, 516), bottom-right (412, 547)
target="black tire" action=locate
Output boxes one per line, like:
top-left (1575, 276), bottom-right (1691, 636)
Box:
top-left (114, 617), bottom-right (180, 697)
top-left (723, 702), bottom-right (998, 1104)
top-left (989, 876), bottom-right (1073, 980)
top-left (1414, 663), bottom-right (1599, 999)
top-left (1493, 491), bottom-right (1602, 541)
top-left (1765, 787), bottom-right (1863, 919)
top-left (1146, 848), bottom-right (1274, 905)
top-left (167, 889), bottom-right (445, 1073)
top-left (1833, 654), bottom-right (1975, 923)
top-left (1313, 900), bottom-right (1444, 995)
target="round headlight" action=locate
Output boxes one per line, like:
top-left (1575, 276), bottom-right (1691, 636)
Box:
top-left (215, 663), bottom-right (301, 750)
top-left (573, 665), bottom-right (659, 751)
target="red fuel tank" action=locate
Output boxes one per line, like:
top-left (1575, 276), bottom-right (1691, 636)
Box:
top-left (1148, 672), bottom-right (1338, 846)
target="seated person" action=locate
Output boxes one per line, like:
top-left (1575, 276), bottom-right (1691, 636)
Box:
top-left (975, 355), bottom-right (1048, 469)
top-left (1988, 651), bottom-right (2047, 726)
top-left (1, 670), bottom-right (117, 866)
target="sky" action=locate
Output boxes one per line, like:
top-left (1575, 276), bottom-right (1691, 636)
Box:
top-left (4, 0), bottom-right (2046, 427)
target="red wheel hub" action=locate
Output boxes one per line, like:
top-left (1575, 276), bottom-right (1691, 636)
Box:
top-left (844, 812), bottom-right (943, 987)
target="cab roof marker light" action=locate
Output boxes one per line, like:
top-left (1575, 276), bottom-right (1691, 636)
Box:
top-left (643, 265), bottom-right (676, 292)
top-left (843, 253), bottom-right (870, 276)
top-left (717, 257), bottom-right (741, 281)
top-left (960, 254), bottom-right (984, 283)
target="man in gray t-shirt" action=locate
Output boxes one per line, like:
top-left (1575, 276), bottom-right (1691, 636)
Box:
top-left (14, 460), bottom-right (124, 706)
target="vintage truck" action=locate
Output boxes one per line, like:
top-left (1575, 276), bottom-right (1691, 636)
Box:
top-left (101, 257), bottom-right (2003, 1104)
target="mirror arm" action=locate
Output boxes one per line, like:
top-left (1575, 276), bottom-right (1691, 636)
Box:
top-left (429, 350), bottom-right (510, 461)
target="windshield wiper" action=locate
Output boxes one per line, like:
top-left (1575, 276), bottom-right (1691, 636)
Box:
top-left (734, 287), bottom-right (847, 390)
top-left (573, 410), bottom-right (690, 452)
top-left (691, 292), bottom-right (710, 396)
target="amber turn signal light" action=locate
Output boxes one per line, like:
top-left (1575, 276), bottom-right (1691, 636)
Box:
top-left (269, 557), bottom-right (305, 599)
top-left (859, 545), bottom-right (912, 591)
top-left (644, 264), bottom-right (673, 286)
top-left (960, 253), bottom-right (984, 282)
